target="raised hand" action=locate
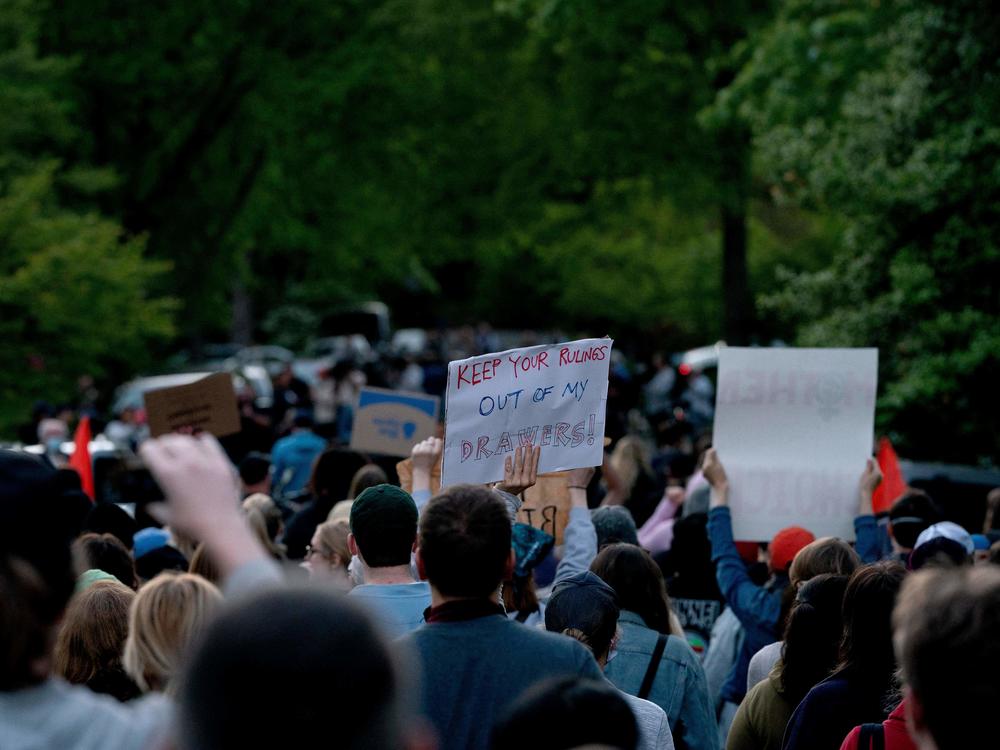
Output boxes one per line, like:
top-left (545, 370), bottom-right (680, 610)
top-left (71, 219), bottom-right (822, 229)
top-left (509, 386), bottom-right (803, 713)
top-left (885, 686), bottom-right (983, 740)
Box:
top-left (495, 444), bottom-right (541, 496)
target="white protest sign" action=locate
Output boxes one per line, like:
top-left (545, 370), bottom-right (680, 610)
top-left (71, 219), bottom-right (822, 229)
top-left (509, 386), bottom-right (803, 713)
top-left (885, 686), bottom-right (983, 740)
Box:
top-left (713, 347), bottom-right (878, 541)
top-left (442, 338), bottom-right (613, 486)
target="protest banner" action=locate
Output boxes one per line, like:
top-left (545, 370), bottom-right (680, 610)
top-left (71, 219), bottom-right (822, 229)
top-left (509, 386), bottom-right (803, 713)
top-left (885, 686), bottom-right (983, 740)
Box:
top-left (712, 347), bottom-right (878, 541)
top-left (441, 338), bottom-right (613, 486)
top-left (350, 387), bottom-right (440, 457)
top-left (396, 455), bottom-right (573, 544)
top-left (144, 372), bottom-right (240, 438)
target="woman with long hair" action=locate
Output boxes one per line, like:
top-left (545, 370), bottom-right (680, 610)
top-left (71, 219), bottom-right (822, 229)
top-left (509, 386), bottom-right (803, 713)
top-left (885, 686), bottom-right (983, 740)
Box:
top-left (592, 543), bottom-right (716, 750)
top-left (726, 573), bottom-right (850, 750)
top-left (53, 580), bottom-right (142, 702)
top-left (123, 573), bottom-right (222, 694)
top-left (782, 560), bottom-right (906, 750)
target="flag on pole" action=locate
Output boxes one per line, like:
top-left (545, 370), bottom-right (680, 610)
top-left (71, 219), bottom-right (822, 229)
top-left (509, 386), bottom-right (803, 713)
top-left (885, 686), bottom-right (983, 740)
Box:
top-left (872, 437), bottom-right (906, 514)
top-left (69, 416), bottom-right (95, 501)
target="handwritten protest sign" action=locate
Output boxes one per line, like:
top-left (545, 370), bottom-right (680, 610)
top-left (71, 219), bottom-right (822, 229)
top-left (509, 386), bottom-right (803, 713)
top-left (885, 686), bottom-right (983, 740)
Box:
top-left (396, 454), bottom-right (573, 544)
top-left (144, 372), bottom-right (240, 438)
top-left (518, 472), bottom-right (572, 544)
top-left (350, 387), bottom-right (440, 457)
top-left (713, 347), bottom-right (878, 541)
top-left (442, 338), bottom-right (613, 486)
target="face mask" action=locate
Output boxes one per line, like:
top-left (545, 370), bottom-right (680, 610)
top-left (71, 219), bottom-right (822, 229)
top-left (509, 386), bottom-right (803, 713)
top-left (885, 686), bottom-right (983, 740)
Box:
top-left (46, 438), bottom-right (64, 454)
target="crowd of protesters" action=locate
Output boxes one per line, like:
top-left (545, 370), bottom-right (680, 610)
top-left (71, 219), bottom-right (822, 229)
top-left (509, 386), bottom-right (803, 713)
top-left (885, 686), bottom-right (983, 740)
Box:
top-left (2, 335), bottom-right (1000, 750)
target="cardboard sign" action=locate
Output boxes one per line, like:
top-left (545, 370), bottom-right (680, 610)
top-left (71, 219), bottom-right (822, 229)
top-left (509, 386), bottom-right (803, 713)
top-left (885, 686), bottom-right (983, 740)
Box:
top-left (442, 338), bottom-right (613, 486)
top-left (517, 472), bottom-right (572, 544)
top-left (396, 456), bottom-right (573, 544)
top-left (350, 387), bottom-right (440, 457)
top-left (144, 372), bottom-right (240, 438)
top-left (713, 347), bottom-right (878, 541)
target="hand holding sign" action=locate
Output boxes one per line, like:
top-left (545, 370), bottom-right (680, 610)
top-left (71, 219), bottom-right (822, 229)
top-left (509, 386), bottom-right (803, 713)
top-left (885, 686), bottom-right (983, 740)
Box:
top-left (495, 444), bottom-right (541, 496)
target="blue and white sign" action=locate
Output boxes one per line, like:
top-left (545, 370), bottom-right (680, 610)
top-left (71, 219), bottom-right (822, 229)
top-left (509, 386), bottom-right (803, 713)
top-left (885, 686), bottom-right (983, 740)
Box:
top-left (350, 387), bottom-right (440, 457)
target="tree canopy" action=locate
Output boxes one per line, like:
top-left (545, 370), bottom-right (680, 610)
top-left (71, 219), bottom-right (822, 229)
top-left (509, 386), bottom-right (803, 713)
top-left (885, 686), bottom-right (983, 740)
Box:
top-left (0, 0), bottom-right (994, 463)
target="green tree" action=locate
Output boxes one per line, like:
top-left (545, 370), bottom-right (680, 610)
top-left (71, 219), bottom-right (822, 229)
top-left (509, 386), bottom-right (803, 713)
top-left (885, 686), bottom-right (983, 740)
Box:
top-left (722, 0), bottom-right (1000, 463)
top-left (0, 0), bottom-right (174, 434)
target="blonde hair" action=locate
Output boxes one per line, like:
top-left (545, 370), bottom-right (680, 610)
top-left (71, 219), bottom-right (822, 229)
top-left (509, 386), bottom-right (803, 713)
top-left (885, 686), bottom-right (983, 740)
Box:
top-left (609, 436), bottom-right (651, 497)
top-left (188, 544), bottom-right (220, 585)
top-left (123, 573), bottom-right (222, 693)
top-left (54, 580), bottom-right (135, 687)
top-left (242, 493), bottom-right (286, 560)
top-left (327, 499), bottom-right (353, 523)
top-left (314, 520), bottom-right (351, 570)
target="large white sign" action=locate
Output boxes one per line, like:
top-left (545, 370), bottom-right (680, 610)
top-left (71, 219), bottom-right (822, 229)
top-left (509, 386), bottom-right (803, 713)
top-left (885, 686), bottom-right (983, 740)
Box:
top-left (442, 338), bottom-right (613, 486)
top-left (713, 347), bottom-right (878, 541)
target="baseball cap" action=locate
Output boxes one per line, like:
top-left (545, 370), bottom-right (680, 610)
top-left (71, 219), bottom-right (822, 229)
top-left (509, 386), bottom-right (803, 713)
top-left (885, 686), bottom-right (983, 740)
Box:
top-left (915, 521), bottom-right (974, 556)
top-left (133, 527), bottom-right (170, 559)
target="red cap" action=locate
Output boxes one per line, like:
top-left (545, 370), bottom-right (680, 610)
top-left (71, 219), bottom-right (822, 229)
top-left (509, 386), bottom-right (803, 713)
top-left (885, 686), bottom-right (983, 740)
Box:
top-left (770, 526), bottom-right (816, 572)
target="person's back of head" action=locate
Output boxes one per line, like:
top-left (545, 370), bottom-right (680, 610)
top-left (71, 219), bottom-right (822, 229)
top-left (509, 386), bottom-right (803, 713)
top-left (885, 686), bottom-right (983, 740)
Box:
top-left (591, 507), bottom-right (639, 549)
top-left (73, 532), bottom-right (137, 589)
top-left (350, 484), bottom-right (418, 568)
top-left (242, 494), bottom-right (285, 559)
top-left (0, 450), bottom-right (79, 690)
top-left (53, 579), bottom-right (140, 701)
top-left (778, 573), bottom-right (850, 705)
top-left (123, 572), bottom-right (222, 693)
top-left (238, 452), bottom-right (271, 491)
top-left (82, 502), bottom-right (138, 551)
top-left (835, 560), bottom-right (905, 697)
top-left (491, 677), bottom-right (638, 750)
top-left (789, 536), bottom-right (860, 588)
top-left (591, 543), bottom-right (673, 634)
top-left (544, 571), bottom-right (620, 664)
top-left (178, 586), bottom-right (406, 749)
top-left (349, 463), bottom-right (389, 500)
top-left (889, 490), bottom-right (943, 550)
top-left (894, 566), bottom-right (1000, 750)
top-left (418, 485), bottom-right (512, 598)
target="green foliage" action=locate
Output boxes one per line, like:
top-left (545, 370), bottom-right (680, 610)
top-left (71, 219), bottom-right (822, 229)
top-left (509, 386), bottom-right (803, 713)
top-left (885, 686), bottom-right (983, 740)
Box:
top-left (731, 0), bottom-right (1000, 462)
top-left (0, 0), bottom-right (174, 433)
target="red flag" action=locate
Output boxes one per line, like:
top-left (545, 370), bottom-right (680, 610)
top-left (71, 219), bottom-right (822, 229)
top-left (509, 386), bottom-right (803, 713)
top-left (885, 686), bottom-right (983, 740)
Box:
top-left (69, 416), bottom-right (95, 501)
top-left (872, 437), bottom-right (906, 514)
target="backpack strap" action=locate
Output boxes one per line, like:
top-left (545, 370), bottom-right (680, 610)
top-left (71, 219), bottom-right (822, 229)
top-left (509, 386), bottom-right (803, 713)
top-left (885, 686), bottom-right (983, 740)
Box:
top-left (859, 723), bottom-right (885, 750)
top-left (637, 633), bottom-right (668, 700)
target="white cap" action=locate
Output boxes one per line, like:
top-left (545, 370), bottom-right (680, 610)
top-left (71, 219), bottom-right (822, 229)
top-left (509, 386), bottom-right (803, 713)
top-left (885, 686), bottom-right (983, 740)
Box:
top-left (915, 521), bottom-right (974, 556)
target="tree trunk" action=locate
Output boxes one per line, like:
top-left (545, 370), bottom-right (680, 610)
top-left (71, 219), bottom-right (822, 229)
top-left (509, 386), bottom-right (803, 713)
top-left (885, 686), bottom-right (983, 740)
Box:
top-left (719, 121), bottom-right (755, 344)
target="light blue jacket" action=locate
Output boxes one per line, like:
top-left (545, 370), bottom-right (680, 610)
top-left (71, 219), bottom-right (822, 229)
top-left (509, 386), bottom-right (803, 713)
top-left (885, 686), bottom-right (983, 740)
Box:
top-left (605, 610), bottom-right (719, 750)
top-left (270, 430), bottom-right (327, 496)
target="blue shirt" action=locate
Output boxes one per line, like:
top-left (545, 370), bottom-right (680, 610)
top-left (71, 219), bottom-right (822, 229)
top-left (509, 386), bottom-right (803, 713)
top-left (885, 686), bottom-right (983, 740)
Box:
top-left (708, 507), bottom-right (786, 705)
top-left (270, 430), bottom-right (327, 496)
top-left (605, 610), bottom-right (719, 750)
top-left (348, 582), bottom-right (431, 639)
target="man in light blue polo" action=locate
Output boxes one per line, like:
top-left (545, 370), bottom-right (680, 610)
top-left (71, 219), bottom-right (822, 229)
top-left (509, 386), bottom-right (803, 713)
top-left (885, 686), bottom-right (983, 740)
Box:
top-left (347, 484), bottom-right (430, 638)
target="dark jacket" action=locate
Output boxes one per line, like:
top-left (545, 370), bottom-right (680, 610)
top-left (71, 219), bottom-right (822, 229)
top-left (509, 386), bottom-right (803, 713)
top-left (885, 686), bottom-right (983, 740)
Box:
top-left (782, 676), bottom-right (892, 750)
top-left (402, 611), bottom-right (604, 750)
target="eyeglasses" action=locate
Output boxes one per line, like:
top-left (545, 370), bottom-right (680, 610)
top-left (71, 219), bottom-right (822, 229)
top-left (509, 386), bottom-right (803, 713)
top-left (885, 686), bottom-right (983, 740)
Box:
top-left (305, 544), bottom-right (331, 559)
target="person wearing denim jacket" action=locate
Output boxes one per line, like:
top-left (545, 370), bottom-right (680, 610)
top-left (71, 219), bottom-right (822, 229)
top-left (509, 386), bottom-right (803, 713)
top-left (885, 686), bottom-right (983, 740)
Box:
top-left (605, 608), bottom-right (720, 750)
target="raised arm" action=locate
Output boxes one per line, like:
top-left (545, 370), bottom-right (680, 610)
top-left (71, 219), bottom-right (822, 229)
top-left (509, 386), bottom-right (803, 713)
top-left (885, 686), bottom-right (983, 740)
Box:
top-left (140, 434), bottom-right (280, 593)
top-left (854, 457), bottom-right (886, 563)
top-left (553, 465), bottom-right (599, 585)
top-left (703, 449), bottom-right (781, 630)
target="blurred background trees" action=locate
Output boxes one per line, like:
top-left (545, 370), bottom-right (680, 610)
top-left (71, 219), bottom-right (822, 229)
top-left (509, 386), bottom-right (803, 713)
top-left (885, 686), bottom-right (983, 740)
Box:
top-left (1, 0), bottom-right (996, 462)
